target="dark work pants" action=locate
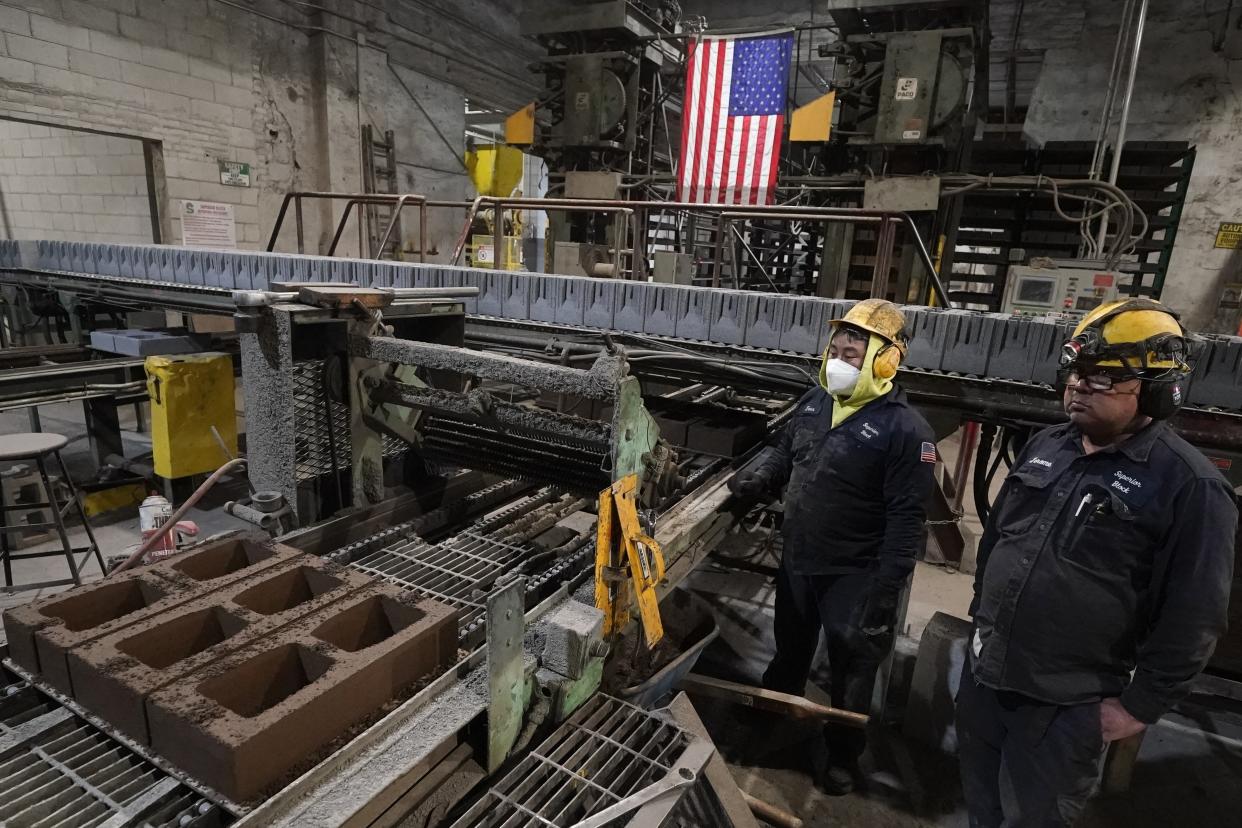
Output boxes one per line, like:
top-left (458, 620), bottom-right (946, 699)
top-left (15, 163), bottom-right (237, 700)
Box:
top-left (956, 658), bottom-right (1107, 828)
top-left (762, 562), bottom-right (893, 765)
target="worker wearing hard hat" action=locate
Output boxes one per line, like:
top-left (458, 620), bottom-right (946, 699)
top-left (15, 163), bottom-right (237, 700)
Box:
top-left (958, 299), bottom-right (1237, 826)
top-left (729, 298), bottom-right (936, 794)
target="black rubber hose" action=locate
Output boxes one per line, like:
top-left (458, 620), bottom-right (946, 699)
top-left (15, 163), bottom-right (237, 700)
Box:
top-left (973, 422), bottom-right (998, 526)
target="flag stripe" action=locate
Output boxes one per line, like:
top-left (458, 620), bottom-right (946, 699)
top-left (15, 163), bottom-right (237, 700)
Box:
top-left (700, 40), bottom-right (727, 203)
top-left (677, 39), bottom-right (699, 199)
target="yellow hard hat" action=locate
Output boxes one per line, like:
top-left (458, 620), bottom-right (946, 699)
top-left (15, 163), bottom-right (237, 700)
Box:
top-left (829, 298), bottom-right (908, 355)
top-left (1063, 298), bottom-right (1188, 372)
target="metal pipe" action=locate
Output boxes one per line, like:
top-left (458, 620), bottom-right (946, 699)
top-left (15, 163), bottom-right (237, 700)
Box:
top-left (1087, 0), bottom-right (1136, 181)
top-left (952, 421), bottom-right (980, 515)
top-left (1096, 0), bottom-right (1148, 252)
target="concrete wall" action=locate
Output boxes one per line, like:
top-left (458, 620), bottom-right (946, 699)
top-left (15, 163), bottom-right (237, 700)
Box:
top-left (0, 119), bottom-right (153, 243)
top-left (1021, 0), bottom-right (1241, 330)
top-left (0, 0), bottom-right (538, 259)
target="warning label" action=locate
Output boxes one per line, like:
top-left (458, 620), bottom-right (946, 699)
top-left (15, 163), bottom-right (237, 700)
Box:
top-left (1215, 222), bottom-right (1242, 249)
top-left (895, 77), bottom-right (918, 100)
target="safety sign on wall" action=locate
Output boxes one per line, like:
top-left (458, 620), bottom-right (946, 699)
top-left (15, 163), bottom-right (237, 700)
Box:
top-left (181, 200), bottom-right (236, 248)
top-left (218, 160), bottom-right (251, 187)
top-left (1214, 222), bottom-right (1242, 249)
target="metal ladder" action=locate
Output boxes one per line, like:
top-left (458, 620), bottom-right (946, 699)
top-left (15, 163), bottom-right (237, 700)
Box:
top-left (361, 125), bottom-right (401, 259)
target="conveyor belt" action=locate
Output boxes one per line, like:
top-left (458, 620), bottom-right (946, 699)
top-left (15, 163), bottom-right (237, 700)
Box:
top-left (5, 239), bottom-right (1242, 412)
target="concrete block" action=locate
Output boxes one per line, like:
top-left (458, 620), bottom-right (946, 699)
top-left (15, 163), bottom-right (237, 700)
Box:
top-left (707, 290), bottom-right (747, 346)
top-left (674, 285), bottom-right (712, 342)
top-left (901, 611), bottom-right (971, 754)
top-left (781, 297), bottom-right (827, 356)
top-left (612, 282), bottom-right (646, 333)
top-left (555, 277), bottom-right (588, 327)
top-left (68, 557), bottom-right (373, 744)
top-left (1189, 335), bottom-right (1242, 411)
top-left (147, 590), bottom-right (458, 802)
top-left (475, 271), bottom-right (507, 317)
top-left (530, 275), bottom-right (567, 324)
top-left (743, 294), bottom-right (784, 350)
top-left (940, 310), bottom-right (995, 377)
top-left (500, 270), bottom-right (530, 318)
top-left (23, 535), bottom-right (299, 694)
top-left (581, 279), bottom-right (615, 329)
top-left (643, 284), bottom-right (685, 337)
top-left (28, 571), bottom-right (193, 694)
top-left (987, 314), bottom-right (1037, 383)
top-left (903, 306), bottom-right (948, 371)
top-left (30, 16), bottom-right (90, 50)
top-left (540, 599), bottom-right (603, 680)
top-left (1028, 317), bottom-right (1074, 386)
top-left (7, 33), bottom-right (67, 68)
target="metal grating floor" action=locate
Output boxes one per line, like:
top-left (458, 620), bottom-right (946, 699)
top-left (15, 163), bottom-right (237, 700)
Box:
top-left (0, 667), bottom-right (222, 827)
top-left (450, 695), bottom-right (702, 828)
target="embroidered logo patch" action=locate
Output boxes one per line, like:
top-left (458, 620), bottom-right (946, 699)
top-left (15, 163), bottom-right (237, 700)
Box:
top-left (920, 441), bottom-right (937, 463)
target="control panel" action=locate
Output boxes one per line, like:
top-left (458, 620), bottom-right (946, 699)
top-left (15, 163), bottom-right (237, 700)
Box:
top-left (1001, 263), bottom-right (1125, 320)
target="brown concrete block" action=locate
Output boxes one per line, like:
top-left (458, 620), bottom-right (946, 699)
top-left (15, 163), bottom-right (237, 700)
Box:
top-left (1, 565), bottom-right (172, 675)
top-left (66, 557), bottom-right (375, 744)
top-left (146, 531), bottom-right (303, 591)
top-left (29, 571), bottom-right (198, 694)
top-left (147, 589), bottom-right (458, 802)
top-left (2, 531), bottom-right (298, 684)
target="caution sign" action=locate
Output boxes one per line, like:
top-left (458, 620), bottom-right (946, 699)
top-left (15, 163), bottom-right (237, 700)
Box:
top-left (1215, 222), bottom-right (1242, 249)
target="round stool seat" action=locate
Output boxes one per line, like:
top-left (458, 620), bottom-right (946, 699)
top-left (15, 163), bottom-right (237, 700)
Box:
top-left (0, 432), bottom-right (69, 461)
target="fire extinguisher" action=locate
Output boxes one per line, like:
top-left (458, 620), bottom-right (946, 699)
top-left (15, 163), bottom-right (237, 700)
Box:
top-left (138, 493), bottom-right (199, 563)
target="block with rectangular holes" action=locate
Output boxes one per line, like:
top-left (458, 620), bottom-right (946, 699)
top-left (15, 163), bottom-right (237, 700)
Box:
top-left (67, 557), bottom-right (375, 743)
top-left (21, 533), bottom-right (301, 695)
top-left (146, 589), bottom-right (458, 802)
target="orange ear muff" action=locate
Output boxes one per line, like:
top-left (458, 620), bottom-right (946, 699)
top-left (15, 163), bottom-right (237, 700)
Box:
top-left (873, 343), bottom-right (901, 380)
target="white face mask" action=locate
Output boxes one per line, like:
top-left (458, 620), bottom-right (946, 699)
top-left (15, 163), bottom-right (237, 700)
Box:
top-left (823, 358), bottom-right (861, 396)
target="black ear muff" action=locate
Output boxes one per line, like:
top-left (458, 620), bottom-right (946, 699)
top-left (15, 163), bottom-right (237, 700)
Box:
top-left (1138, 372), bottom-right (1188, 420)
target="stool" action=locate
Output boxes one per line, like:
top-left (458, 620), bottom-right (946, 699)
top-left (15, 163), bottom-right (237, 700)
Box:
top-left (0, 433), bottom-right (105, 594)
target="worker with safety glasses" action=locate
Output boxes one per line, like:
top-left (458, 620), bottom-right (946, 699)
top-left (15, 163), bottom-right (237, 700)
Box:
top-left (728, 298), bottom-right (937, 794)
top-left (958, 298), bottom-right (1237, 827)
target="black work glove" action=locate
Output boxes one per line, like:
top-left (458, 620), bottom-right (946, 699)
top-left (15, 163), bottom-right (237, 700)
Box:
top-left (856, 580), bottom-right (902, 637)
top-left (727, 467), bottom-right (769, 498)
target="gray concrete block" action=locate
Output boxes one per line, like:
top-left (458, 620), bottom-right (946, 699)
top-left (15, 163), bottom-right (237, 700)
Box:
top-left (901, 611), bottom-right (971, 754)
top-left (501, 270), bottom-right (531, 319)
top-left (940, 310), bottom-right (995, 377)
top-left (475, 271), bottom-right (506, 316)
top-left (1028, 317), bottom-right (1074, 386)
top-left (530, 275), bottom-right (566, 323)
top-left (987, 314), bottom-right (1037, 383)
top-left (1189, 335), bottom-right (1242, 410)
top-left (555, 277), bottom-right (588, 326)
top-left (781, 297), bottom-right (827, 356)
top-left (675, 285), bottom-right (712, 341)
top-left (93, 330), bottom-right (200, 356)
top-left (743, 294), bottom-right (784, 350)
top-left (612, 282), bottom-right (647, 333)
top-left (643, 284), bottom-right (684, 337)
top-left (904, 307), bottom-right (947, 371)
top-left (707, 290), bottom-right (747, 346)
top-left (540, 599), bottom-right (603, 681)
top-left (582, 279), bottom-right (615, 329)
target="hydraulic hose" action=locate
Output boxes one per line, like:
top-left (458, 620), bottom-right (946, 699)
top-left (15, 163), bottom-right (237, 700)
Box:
top-left (108, 458), bottom-right (248, 577)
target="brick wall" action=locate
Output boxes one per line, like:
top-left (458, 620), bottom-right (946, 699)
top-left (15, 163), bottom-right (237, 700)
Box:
top-left (0, 119), bottom-right (153, 243)
top-left (0, 0), bottom-right (537, 258)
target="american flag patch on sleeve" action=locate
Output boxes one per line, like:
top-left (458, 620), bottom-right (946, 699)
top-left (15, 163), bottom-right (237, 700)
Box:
top-left (920, 442), bottom-right (938, 463)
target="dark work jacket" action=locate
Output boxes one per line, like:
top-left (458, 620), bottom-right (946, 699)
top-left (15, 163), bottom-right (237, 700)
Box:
top-left (970, 421), bottom-right (1237, 723)
top-left (756, 386), bottom-right (936, 584)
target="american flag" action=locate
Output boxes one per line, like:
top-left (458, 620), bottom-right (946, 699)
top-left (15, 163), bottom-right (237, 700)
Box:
top-left (677, 31), bottom-right (794, 205)
top-left (921, 442), bottom-right (938, 464)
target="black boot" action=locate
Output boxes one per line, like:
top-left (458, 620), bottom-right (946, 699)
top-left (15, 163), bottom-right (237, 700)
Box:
top-left (818, 759), bottom-right (857, 796)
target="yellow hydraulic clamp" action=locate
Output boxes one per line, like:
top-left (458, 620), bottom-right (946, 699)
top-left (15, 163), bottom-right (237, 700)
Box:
top-left (595, 473), bottom-right (666, 648)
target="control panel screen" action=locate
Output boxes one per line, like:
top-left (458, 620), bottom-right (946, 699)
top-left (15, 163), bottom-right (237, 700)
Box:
top-left (1015, 276), bottom-right (1056, 306)
top-left (1075, 295), bottom-right (1103, 311)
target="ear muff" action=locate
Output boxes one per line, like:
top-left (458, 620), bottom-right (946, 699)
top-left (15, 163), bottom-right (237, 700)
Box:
top-left (872, 342), bottom-right (901, 380)
top-left (1137, 372), bottom-right (1188, 420)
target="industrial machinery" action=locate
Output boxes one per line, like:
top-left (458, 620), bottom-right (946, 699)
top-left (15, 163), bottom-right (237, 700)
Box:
top-left (1000, 259), bottom-right (1127, 321)
top-left (4, 239), bottom-right (1242, 826)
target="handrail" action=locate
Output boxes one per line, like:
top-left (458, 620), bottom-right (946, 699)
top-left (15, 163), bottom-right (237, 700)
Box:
top-left (266, 192), bottom-right (429, 263)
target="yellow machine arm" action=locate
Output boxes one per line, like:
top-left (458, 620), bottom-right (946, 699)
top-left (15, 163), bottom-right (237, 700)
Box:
top-left (595, 473), bottom-right (666, 648)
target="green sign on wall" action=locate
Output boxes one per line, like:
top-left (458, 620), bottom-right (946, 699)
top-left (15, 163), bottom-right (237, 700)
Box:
top-left (218, 161), bottom-right (251, 187)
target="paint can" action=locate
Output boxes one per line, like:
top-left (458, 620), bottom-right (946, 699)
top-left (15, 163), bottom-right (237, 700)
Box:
top-left (139, 493), bottom-right (176, 562)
